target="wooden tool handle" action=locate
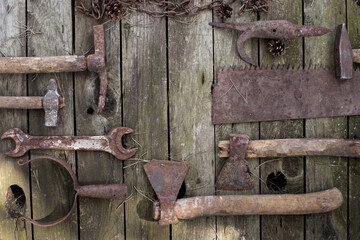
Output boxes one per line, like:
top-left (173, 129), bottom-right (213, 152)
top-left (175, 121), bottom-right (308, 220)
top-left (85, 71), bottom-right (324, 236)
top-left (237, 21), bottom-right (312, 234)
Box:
top-left (153, 188), bottom-right (342, 221)
top-left (0, 56), bottom-right (86, 73)
top-left (218, 138), bottom-right (360, 158)
top-left (0, 97), bottom-right (64, 109)
top-left (353, 49), bottom-right (360, 63)
top-left (76, 184), bottom-right (127, 200)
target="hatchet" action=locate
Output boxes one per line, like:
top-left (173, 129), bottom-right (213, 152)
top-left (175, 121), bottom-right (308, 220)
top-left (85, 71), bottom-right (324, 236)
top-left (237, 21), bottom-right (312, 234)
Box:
top-left (216, 134), bottom-right (360, 190)
top-left (144, 160), bottom-right (343, 225)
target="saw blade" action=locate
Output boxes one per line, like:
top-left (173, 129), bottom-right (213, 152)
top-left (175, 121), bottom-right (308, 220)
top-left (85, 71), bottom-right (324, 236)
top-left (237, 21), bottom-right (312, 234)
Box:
top-left (212, 66), bottom-right (360, 124)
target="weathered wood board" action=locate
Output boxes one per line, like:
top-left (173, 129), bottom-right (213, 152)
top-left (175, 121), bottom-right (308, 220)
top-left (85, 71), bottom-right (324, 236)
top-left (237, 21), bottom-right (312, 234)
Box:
top-left (0, 0), bottom-right (358, 239)
top-left (304, 1), bottom-right (348, 239)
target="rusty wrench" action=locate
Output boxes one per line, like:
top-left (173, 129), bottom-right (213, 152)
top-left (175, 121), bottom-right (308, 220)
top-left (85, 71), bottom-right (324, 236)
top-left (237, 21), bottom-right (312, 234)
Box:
top-left (1, 127), bottom-right (138, 160)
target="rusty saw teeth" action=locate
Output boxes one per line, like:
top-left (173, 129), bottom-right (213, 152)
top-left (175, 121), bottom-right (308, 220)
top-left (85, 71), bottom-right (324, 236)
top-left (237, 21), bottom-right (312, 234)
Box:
top-left (209, 20), bottom-right (331, 65)
top-left (212, 65), bottom-right (360, 124)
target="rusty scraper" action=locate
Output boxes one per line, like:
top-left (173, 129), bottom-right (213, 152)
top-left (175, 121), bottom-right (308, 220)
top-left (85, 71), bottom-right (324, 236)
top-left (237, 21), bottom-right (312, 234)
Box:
top-left (144, 160), bottom-right (343, 225)
top-left (16, 156), bottom-right (127, 227)
top-left (0, 25), bottom-right (107, 114)
top-left (335, 23), bottom-right (360, 80)
top-left (216, 134), bottom-right (360, 190)
top-left (209, 20), bottom-right (331, 65)
top-left (0, 79), bottom-right (63, 127)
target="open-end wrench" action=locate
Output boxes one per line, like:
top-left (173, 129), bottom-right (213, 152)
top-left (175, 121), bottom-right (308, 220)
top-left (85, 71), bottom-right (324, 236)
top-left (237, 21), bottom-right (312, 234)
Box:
top-left (1, 127), bottom-right (138, 160)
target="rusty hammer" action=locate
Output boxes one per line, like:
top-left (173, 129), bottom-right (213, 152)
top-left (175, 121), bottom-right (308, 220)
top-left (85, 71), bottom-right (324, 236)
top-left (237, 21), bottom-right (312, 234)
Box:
top-left (0, 79), bottom-right (63, 127)
top-left (216, 134), bottom-right (360, 190)
top-left (0, 25), bottom-right (106, 114)
top-left (334, 23), bottom-right (360, 80)
top-left (144, 160), bottom-right (343, 225)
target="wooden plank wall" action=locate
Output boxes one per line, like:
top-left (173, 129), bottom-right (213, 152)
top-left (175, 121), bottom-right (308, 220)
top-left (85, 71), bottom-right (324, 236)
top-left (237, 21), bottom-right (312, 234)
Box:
top-left (0, 0), bottom-right (359, 239)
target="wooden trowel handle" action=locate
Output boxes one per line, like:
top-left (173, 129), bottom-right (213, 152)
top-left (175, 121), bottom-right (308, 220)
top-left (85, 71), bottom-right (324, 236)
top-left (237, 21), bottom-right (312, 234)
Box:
top-left (0, 56), bottom-right (86, 73)
top-left (153, 188), bottom-right (342, 221)
top-left (218, 138), bottom-right (360, 158)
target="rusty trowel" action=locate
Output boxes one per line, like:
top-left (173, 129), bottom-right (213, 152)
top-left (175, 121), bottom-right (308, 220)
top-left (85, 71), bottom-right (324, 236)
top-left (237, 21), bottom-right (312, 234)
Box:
top-left (216, 134), bottom-right (360, 190)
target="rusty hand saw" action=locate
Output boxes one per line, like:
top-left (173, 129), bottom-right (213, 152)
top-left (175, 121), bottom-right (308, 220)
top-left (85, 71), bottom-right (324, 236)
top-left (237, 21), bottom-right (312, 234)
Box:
top-left (212, 65), bottom-right (360, 124)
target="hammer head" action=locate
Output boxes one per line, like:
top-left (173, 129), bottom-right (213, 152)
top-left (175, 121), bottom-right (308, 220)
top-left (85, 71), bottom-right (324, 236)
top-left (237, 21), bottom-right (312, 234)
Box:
top-left (43, 79), bottom-right (60, 127)
top-left (335, 23), bottom-right (353, 80)
top-left (86, 25), bottom-right (107, 114)
top-left (144, 160), bottom-right (189, 225)
top-left (215, 134), bottom-right (254, 190)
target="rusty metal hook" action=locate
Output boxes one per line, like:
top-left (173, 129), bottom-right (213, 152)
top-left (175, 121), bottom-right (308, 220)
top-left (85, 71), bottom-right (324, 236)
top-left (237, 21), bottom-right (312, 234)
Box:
top-left (17, 156), bottom-right (127, 227)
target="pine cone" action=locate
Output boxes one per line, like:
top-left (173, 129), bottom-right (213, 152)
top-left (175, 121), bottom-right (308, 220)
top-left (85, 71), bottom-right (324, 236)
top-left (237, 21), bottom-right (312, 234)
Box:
top-left (268, 39), bottom-right (286, 56)
top-left (105, 2), bottom-right (126, 20)
top-left (216, 3), bottom-right (233, 20)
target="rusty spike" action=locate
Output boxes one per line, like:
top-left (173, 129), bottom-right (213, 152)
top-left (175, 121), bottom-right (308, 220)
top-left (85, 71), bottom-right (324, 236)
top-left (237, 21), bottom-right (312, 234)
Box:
top-left (210, 20), bottom-right (330, 65)
top-left (86, 25), bottom-right (107, 114)
top-left (215, 134), bottom-right (253, 190)
top-left (144, 160), bottom-right (189, 225)
top-left (334, 23), bottom-right (353, 80)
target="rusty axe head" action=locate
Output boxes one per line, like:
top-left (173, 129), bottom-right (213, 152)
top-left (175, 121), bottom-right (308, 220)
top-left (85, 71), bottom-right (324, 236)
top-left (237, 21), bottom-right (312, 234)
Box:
top-left (334, 23), bottom-right (353, 80)
top-left (215, 134), bottom-right (254, 190)
top-left (43, 79), bottom-right (64, 127)
top-left (86, 25), bottom-right (107, 114)
top-left (144, 160), bottom-right (189, 225)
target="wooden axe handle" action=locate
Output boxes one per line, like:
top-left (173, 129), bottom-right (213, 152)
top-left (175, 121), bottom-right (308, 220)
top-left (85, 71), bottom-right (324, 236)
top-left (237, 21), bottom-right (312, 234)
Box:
top-left (218, 138), bottom-right (360, 158)
top-left (0, 97), bottom-right (64, 109)
top-left (153, 188), bottom-right (342, 221)
top-left (0, 56), bottom-right (86, 73)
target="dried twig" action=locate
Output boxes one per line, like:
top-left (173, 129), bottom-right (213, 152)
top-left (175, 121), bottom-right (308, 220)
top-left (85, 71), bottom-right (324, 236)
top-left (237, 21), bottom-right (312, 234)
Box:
top-left (116, 193), bottom-right (134, 209)
top-left (10, 21), bottom-right (42, 46)
top-left (238, 0), bottom-right (270, 15)
top-left (134, 186), bottom-right (155, 203)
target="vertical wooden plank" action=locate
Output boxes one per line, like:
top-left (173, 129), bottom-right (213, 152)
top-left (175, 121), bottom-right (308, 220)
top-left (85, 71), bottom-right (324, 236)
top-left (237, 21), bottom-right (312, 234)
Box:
top-left (259, 1), bottom-right (304, 239)
top-left (347, 1), bottom-right (360, 238)
top-left (168, 4), bottom-right (214, 239)
top-left (0, 1), bottom-right (32, 239)
top-left (122, 11), bottom-right (169, 240)
top-left (74, 13), bottom-right (125, 240)
top-left (304, 1), bottom-right (347, 239)
top-left (213, 2), bottom-right (260, 239)
top-left (27, 0), bottom-right (77, 238)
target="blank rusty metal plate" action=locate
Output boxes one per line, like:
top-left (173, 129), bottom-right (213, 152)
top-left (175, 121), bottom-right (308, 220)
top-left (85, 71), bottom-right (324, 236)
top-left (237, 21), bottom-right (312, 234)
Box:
top-left (212, 66), bottom-right (360, 124)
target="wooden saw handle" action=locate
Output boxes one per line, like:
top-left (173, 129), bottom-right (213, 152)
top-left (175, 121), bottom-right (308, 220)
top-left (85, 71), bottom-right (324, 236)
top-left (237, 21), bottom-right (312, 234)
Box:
top-left (153, 188), bottom-right (342, 221)
top-left (0, 56), bottom-right (86, 73)
top-left (218, 138), bottom-right (360, 158)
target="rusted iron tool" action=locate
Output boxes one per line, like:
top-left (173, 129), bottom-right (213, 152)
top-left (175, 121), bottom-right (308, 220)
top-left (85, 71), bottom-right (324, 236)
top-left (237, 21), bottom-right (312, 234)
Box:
top-left (1, 127), bottom-right (137, 160)
top-left (212, 66), bottom-right (360, 124)
top-left (0, 25), bottom-right (107, 114)
top-left (335, 23), bottom-right (360, 80)
top-left (209, 20), bottom-right (330, 65)
top-left (0, 79), bottom-right (63, 127)
top-left (216, 134), bottom-right (360, 190)
top-left (16, 155), bottom-right (127, 227)
top-left (144, 160), bottom-right (343, 225)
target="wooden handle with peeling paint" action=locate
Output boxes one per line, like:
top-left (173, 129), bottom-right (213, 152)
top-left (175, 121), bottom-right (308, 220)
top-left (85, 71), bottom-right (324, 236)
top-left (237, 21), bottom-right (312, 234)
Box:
top-left (0, 56), bottom-right (86, 73)
top-left (0, 97), bottom-right (64, 109)
top-left (153, 188), bottom-right (343, 221)
top-left (218, 138), bottom-right (360, 158)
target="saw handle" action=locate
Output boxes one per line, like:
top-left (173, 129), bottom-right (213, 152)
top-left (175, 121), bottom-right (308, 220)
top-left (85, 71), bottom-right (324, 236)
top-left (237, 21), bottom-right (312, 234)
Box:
top-left (0, 56), bottom-right (86, 73)
top-left (153, 188), bottom-right (342, 221)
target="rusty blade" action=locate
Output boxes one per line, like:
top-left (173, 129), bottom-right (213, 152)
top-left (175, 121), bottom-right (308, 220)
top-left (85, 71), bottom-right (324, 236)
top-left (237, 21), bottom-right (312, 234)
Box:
top-left (210, 20), bottom-right (330, 65)
top-left (216, 134), bottom-right (253, 190)
top-left (144, 160), bottom-right (189, 225)
top-left (335, 23), bottom-right (353, 80)
top-left (212, 66), bottom-right (360, 124)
